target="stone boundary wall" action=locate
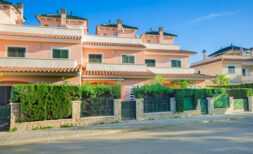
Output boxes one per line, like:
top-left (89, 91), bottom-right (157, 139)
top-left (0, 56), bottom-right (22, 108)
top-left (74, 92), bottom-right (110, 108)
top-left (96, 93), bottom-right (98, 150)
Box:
top-left (10, 99), bottom-right (122, 131)
top-left (136, 98), bottom-right (201, 121)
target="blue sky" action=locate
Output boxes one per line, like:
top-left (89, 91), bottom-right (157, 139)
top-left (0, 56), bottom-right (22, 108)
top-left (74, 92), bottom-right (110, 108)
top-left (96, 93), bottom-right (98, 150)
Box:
top-left (10, 0), bottom-right (253, 63)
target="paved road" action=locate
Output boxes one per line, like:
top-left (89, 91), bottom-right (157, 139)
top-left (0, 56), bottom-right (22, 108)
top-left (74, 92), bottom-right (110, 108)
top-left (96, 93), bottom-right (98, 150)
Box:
top-left (1, 114), bottom-right (253, 154)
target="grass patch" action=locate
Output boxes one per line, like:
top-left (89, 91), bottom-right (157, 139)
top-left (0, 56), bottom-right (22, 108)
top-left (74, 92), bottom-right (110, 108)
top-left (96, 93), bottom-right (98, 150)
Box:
top-left (9, 127), bottom-right (17, 132)
top-left (32, 126), bottom-right (53, 131)
top-left (60, 124), bottom-right (74, 128)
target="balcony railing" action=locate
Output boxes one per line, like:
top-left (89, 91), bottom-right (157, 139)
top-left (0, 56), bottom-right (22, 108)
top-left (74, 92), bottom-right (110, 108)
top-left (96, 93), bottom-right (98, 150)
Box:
top-left (0, 57), bottom-right (77, 68)
top-left (241, 76), bottom-right (253, 83)
top-left (0, 24), bottom-right (82, 37)
top-left (148, 67), bottom-right (195, 74)
top-left (85, 63), bottom-right (194, 74)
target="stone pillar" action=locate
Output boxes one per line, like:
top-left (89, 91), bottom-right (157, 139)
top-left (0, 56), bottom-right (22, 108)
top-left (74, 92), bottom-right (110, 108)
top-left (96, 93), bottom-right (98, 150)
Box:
top-left (114, 99), bottom-right (122, 121)
top-left (136, 98), bottom-right (144, 121)
top-left (207, 97), bottom-right (214, 115)
top-left (229, 97), bottom-right (235, 112)
top-left (72, 101), bottom-right (81, 123)
top-left (170, 97), bottom-right (176, 113)
top-left (196, 99), bottom-right (201, 113)
top-left (248, 96), bottom-right (253, 112)
top-left (9, 103), bottom-right (20, 130)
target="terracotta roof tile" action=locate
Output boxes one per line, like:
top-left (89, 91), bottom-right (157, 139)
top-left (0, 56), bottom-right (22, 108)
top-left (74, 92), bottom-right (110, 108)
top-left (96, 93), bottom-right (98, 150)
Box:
top-left (0, 65), bottom-right (81, 73)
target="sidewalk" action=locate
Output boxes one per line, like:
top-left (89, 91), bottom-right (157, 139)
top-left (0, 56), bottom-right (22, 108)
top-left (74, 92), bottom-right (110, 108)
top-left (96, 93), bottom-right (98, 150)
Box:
top-left (0, 113), bottom-right (251, 146)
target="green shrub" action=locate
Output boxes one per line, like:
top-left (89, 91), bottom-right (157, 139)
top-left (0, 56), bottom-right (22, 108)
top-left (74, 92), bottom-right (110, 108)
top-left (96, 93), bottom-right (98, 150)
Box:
top-left (226, 88), bottom-right (253, 99)
top-left (80, 83), bottom-right (121, 99)
top-left (11, 84), bottom-right (80, 122)
top-left (133, 83), bottom-right (173, 98)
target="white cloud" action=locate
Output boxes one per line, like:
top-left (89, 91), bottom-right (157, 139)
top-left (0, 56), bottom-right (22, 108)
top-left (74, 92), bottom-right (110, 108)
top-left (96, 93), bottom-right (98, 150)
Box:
top-left (191, 11), bottom-right (239, 23)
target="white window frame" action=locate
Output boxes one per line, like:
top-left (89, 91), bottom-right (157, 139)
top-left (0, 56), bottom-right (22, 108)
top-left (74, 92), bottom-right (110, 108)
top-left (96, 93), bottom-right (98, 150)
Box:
top-left (227, 64), bottom-right (236, 74)
top-left (51, 47), bottom-right (71, 59)
top-left (121, 54), bottom-right (136, 64)
top-left (170, 59), bottom-right (182, 68)
top-left (88, 53), bottom-right (104, 64)
top-left (145, 59), bottom-right (156, 67)
top-left (5, 45), bottom-right (28, 58)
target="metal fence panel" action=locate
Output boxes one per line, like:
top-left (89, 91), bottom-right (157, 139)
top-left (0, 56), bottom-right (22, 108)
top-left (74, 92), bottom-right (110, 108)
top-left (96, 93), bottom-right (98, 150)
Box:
top-left (234, 98), bottom-right (248, 111)
top-left (81, 96), bottom-right (114, 117)
top-left (121, 101), bottom-right (136, 120)
top-left (214, 95), bottom-right (229, 108)
top-left (0, 105), bottom-right (10, 131)
top-left (144, 95), bottom-right (170, 113)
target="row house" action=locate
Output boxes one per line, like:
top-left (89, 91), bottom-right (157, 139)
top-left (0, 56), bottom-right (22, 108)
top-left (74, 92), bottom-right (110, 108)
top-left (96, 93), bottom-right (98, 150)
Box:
top-left (191, 45), bottom-right (253, 84)
top-left (0, 1), bottom-right (211, 103)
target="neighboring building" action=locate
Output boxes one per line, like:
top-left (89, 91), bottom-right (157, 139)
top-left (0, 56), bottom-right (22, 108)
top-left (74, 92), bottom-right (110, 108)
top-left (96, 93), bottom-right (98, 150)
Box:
top-left (0, 3), bottom-right (211, 102)
top-left (0, 0), bottom-right (24, 25)
top-left (96, 19), bottom-right (138, 38)
top-left (37, 9), bottom-right (88, 33)
top-left (191, 45), bottom-right (253, 84)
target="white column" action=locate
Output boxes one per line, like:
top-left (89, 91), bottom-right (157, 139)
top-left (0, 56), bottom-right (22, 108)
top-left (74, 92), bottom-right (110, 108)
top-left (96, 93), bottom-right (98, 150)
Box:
top-left (248, 96), bottom-right (253, 112)
top-left (170, 97), bottom-right (176, 113)
top-left (207, 97), bottom-right (214, 115)
top-left (136, 99), bottom-right (144, 121)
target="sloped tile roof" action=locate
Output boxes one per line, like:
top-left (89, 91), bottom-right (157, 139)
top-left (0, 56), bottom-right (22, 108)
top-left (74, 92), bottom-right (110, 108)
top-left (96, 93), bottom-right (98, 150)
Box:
top-left (209, 45), bottom-right (249, 57)
top-left (0, 0), bottom-right (12, 5)
top-left (38, 14), bottom-right (87, 21)
top-left (144, 31), bottom-right (177, 37)
top-left (0, 65), bottom-right (81, 73)
top-left (100, 23), bottom-right (138, 30)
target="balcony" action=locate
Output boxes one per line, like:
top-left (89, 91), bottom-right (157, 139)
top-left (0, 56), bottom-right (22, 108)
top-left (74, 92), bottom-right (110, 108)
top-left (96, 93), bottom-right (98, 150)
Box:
top-left (149, 67), bottom-right (195, 74)
top-left (85, 63), bottom-right (194, 74)
top-left (240, 76), bottom-right (253, 83)
top-left (0, 24), bottom-right (82, 40)
top-left (0, 57), bottom-right (77, 68)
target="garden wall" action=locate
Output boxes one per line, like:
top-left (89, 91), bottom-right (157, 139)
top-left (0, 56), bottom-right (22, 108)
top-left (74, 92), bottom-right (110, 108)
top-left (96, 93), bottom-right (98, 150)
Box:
top-left (10, 100), bottom-right (122, 131)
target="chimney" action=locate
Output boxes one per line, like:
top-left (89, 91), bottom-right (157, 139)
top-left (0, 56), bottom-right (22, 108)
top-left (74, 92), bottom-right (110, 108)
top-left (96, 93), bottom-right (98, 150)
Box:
top-left (116, 19), bottom-right (123, 33)
top-left (240, 47), bottom-right (244, 56)
top-left (16, 3), bottom-right (24, 24)
top-left (202, 49), bottom-right (207, 60)
top-left (60, 8), bottom-right (67, 26)
top-left (159, 27), bottom-right (164, 44)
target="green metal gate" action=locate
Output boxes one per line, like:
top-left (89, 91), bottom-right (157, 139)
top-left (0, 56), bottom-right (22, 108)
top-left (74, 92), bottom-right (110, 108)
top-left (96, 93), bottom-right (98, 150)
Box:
top-left (183, 97), bottom-right (194, 111)
top-left (200, 98), bottom-right (208, 114)
top-left (0, 86), bottom-right (11, 106)
top-left (0, 105), bottom-right (10, 131)
top-left (121, 101), bottom-right (136, 120)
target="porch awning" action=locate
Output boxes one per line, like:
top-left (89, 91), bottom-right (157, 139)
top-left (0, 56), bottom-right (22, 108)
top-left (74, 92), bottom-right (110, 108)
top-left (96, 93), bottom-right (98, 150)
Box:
top-left (0, 65), bottom-right (81, 73)
top-left (162, 73), bottom-right (214, 80)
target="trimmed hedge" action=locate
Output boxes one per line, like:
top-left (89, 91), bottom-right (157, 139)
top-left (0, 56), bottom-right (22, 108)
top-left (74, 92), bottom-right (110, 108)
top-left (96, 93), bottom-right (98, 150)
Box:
top-left (11, 84), bottom-right (80, 122)
top-left (80, 83), bottom-right (121, 99)
top-left (133, 83), bottom-right (174, 98)
top-left (226, 88), bottom-right (253, 99)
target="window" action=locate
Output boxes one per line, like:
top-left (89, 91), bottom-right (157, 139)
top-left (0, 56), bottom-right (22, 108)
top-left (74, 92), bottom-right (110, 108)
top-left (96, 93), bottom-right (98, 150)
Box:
top-left (89, 54), bottom-right (102, 63)
top-left (228, 65), bottom-right (235, 74)
top-left (122, 55), bottom-right (135, 64)
top-left (171, 59), bottom-right (181, 68)
top-left (145, 59), bottom-right (156, 67)
top-left (242, 68), bottom-right (249, 76)
top-left (7, 47), bottom-right (26, 58)
top-left (52, 48), bottom-right (69, 59)
top-left (242, 68), bottom-right (246, 76)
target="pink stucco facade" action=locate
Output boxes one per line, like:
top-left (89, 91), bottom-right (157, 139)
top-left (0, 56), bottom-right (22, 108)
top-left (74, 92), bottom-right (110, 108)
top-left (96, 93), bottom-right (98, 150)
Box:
top-left (0, 3), bottom-right (211, 100)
